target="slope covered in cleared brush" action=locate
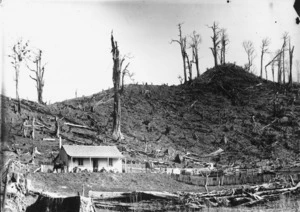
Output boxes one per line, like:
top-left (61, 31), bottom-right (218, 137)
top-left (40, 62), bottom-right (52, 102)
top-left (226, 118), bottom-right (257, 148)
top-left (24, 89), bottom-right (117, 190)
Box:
top-left (2, 63), bottom-right (300, 167)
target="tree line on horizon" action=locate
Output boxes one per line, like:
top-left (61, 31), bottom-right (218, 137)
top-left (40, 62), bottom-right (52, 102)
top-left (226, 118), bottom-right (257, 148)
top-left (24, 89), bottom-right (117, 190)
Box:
top-left (171, 21), bottom-right (299, 86)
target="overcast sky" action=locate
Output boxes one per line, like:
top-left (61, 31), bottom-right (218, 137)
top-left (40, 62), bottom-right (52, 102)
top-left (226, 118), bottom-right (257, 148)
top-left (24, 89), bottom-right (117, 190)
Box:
top-left (1, 0), bottom-right (299, 103)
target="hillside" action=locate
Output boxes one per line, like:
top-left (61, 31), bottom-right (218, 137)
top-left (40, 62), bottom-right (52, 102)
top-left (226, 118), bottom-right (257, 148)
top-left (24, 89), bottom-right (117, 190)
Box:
top-left (1, 63), bottom-right (300, 169)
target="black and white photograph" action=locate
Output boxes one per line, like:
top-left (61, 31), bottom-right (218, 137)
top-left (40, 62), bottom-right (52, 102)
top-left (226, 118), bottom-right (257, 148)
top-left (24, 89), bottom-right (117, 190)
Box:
top-left (1, 0), bottom-right (300, 211)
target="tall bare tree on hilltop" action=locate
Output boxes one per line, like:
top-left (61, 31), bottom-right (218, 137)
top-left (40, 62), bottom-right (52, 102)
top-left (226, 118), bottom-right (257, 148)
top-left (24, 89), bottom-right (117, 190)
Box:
top-left (260, 37), bottom-right (270, 79)
top-left (8, 39), bottom-right (30, 112)
top-left (208, 22), bottom-right (221, 67)
top-left (171, 23), bottom-right (187, 83)
top-left (242, 40), bottom-right (256, 73)
top-left (26, 49), bottom-right (46, 104)
top-left (282, 32), bottom-right (289, 84)
top-left (288, 38), bottom-right (295, 85)
top-left (220, 28), bottom-right (229, 65)
top-left (111, 32), bottom-right (130, 140)
top-left (189, 31), bottom-right (201, 77)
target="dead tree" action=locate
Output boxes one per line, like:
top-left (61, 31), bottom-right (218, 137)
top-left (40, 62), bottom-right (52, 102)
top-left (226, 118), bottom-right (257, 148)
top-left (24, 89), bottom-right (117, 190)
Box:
top-left (111, 32), bottom-right (130, 140)
top-left (296, 60), bottom-right (300, 83)
top-left (189, 31), bottom-right (201, 77)
top-left (288, 38), bottom-right (295, 85)
top-left (208, 22), bottom-right (221, 67)
top-left (243, 40), bottom-right (256, 73)
top-left (277, 51), bottom-right (282, 84)
top-left (265, 50), bottom-right (283, 83)
top-left (171, 23), bottom-right (187, 83)
top-left (220, 28), bottom-right (229, 65)
top-left (282, 32), bottom-right (289, 84)
top-left (8, 39), bottom-right (30, 113)
top-left (260, 37), bottom-right (270, 79)
top-left (271, 60), bottom-right (275, 83)
top-left (186, 53), bottom-right (193, 81)
top-left (26, 49), bottom-right (46, 104)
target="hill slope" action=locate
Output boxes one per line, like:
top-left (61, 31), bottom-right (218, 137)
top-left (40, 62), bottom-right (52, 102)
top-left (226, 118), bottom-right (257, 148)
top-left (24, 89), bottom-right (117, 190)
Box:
top-left (2, 63), bottom-right (300, 167)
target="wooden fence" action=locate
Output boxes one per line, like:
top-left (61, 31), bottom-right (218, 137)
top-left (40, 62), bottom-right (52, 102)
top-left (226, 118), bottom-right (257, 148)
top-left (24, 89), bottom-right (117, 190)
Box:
top-left (171, 172), bottom-right (300, 187)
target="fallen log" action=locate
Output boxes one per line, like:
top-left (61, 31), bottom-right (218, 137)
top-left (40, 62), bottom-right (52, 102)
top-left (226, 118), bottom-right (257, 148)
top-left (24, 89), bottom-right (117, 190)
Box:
top-left (64, 122), bottom-right (94, 130)
top-left (42, 138), bottom-right (56, 141)
top-left (255, 182), bottom-right (300, 196)
top-left (89, 191), bottom-right (178, 200)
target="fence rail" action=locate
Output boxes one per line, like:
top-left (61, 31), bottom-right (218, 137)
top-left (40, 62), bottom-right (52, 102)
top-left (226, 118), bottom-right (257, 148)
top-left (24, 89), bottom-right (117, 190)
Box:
top-left (171, 172), bottom-right (300, 187)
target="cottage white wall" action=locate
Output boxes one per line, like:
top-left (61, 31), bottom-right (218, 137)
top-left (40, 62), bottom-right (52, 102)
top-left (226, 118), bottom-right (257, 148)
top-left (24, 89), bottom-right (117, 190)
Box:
top-left (68, 158), bottom-right (93, 172)
top-left (112, 158), bottom-right (122, 173)
top-left (97, 158), bottom-right (122, 173)
top-left (98, 158), bottom-right (107, 169)
top-left (67, 157), bottom-right (122, 173)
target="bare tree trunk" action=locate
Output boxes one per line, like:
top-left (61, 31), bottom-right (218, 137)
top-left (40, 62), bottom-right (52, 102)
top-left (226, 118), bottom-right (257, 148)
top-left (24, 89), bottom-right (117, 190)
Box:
top-left (27, 49), bottom-right (45, 104)
top-left (112, 85), bottom-right (122, 140)
top-left (296, 60), bottom-right (300, 83)
top-left (15, 77), bottom-right (21, 113)
top-left (208, 22), bottom-right (220, 67)
top-left (190, 31), bottom-right (201, 77)
top-left (223, 45), bottom-right (226, 65)
top-left (278, 55), bottom-right (282, 84)
top-left (271, 61), bottom-right (275, 83)
top-left (195, 57), bottom-right (200, 77)
top-left (171, 24), bottom-right (187, 83)
top-left (182, 55), bottom-right (187, 83)
top-left (260, 52), bottom-right (263, 78)
top-left (9, 40), bottom-right (30, 113)
top-left (289, 40), bottom-right (294, 85)
top-left (111, 33), bottom-right (124, 141)
top-left (281, 33), bottom-right (288, 84)
top-left (186, 53), bottom-right (193, 81)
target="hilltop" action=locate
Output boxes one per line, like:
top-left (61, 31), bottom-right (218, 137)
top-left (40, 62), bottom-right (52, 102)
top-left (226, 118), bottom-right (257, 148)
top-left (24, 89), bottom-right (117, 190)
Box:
top-left (2, 63), bottom-right (300, 169)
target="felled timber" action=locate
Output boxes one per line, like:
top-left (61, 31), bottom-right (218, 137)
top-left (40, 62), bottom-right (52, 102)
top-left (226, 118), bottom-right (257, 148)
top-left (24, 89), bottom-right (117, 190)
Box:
top-left (89, 190), bottom-right (178, 200)
top-left (64, 122), bottom-right (94, 130)
top-left (178, 181), bottom-right (300, 208)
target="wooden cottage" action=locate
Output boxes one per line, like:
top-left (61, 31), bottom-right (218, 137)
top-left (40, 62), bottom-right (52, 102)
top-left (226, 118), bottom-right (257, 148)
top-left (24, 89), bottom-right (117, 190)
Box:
top-left (54, 145), bottom-right (124, 173)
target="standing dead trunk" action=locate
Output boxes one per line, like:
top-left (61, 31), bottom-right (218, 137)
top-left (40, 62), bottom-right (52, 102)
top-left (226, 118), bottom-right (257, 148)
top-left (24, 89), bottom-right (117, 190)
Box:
top-left (220, 28), bottom-right (229, 65)
top-left (186, 53), bottom-right (193, 81)
top-left (190, 31), bottom-right (201, 78)
top-left (260, 38), bottom-right (270, 79)
top-left (208, 22), bottom-right (221, 67)
top-left (15, 75), bottom-right (21, 113)
top-left (27, 49), bottom-right (46, 104)
top-left (242, 40), bottom-right (256, 73)
top-left (171, 23), bottom-right (187, 83)
top-left (296, 60), bottom-right (300, 83)
top-left (289, 39), bottom-right (294, 85)
top-left (282, 32), bottom-right (289, 84)
top-left (271, 61), bottom-right (275, 83)
top-left (9, 40), bottom-right (30, 113)
top-left (278, 54), bottom-right (282, 84)
top-left (111, 32), bottom-right (125, 141)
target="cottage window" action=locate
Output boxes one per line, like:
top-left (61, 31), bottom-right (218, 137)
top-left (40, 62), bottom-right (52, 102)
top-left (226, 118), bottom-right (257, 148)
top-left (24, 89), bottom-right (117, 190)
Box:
top-left (109, 158), bottom-right (113, 166)
top-left (78, 158), bottom-right (83, 166)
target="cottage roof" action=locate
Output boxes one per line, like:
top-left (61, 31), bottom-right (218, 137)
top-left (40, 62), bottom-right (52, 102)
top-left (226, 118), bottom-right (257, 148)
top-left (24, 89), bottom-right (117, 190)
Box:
top-left (62, 145), bottom-right (124, 158)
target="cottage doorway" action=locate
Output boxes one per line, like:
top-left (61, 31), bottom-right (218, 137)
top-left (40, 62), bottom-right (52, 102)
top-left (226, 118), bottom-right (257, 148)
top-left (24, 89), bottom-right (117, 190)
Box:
top-left (93, 159), bottom-right (98, 172)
